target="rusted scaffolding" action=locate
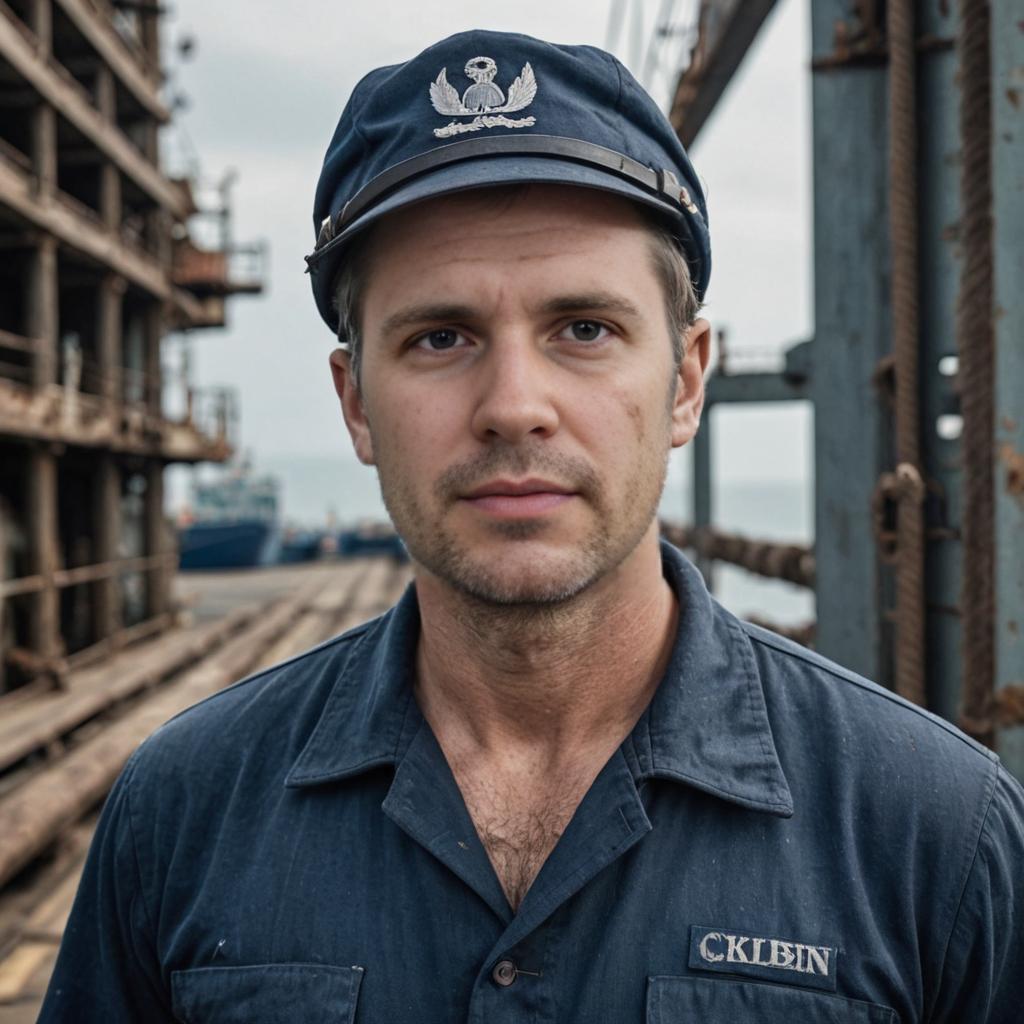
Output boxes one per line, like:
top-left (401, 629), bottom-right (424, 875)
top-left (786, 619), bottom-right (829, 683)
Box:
top-left (0, 0), bottom-right (264, 694)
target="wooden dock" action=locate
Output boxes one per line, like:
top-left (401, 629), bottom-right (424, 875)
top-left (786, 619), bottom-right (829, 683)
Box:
top-left (0, 556), bottom-right (410, 1021)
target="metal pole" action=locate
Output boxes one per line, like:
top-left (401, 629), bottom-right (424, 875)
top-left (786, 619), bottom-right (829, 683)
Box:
top-left (991, 0), bottom-right (1024, 778)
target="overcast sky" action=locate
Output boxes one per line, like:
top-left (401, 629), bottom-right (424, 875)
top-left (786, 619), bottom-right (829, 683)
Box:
top-left (162, 0), bottom-right (813, 488)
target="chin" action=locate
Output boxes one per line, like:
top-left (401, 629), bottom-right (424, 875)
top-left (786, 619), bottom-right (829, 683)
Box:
top-left (416, 535), bottom-right (614, 608)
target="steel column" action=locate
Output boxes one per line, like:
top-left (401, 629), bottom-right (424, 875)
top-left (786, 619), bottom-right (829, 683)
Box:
top-left (810, 1), bottom-right (894, 686)
top-left (916, 1), bottom-right (964, 724)
top-left (692, 404), bottom-right (713, 587)
top-left (991, 0), bottom-right (1024, 778)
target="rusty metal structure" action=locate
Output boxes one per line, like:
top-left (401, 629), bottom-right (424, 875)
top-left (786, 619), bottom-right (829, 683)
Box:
top-left (0, 0), bottom-right (265, 696)
top-left (669, 0), bottom-right (1023, 780)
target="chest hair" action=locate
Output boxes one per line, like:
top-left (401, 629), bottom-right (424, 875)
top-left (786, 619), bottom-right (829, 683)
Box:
top-left (456, 770), bottom-right (593, 912)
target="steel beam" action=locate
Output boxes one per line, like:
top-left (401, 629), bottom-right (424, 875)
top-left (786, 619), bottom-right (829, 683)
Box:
top-left (668, 0), bottom-right (778, 147)
top-left (705, 370), bottom-right (808, 406)
top-left (991, 0), bottom-right (1024, 777)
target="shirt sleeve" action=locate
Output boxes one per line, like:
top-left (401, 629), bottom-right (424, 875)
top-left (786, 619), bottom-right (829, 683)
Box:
top-left (931, 764), bottom-right (1024, 1023)
top-left (36, 750), bottom-right (175, 1022)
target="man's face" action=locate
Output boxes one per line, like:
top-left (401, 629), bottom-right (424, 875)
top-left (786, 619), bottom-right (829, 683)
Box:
top-left (332, 185), bottom-right (708, 606)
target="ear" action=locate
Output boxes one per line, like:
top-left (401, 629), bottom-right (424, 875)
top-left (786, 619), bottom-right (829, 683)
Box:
top-left (670, 318), bottom-right (711, 448)
top-left (328, 348), bottom-right (375, 465)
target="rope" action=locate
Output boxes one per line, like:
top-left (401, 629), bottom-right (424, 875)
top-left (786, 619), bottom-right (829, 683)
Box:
top-left (659, 522), bottom-right (815, 588)
top-left (955, 0), bottom-right (995, 748)
top-left (887, 0), bottom-right (927, 707)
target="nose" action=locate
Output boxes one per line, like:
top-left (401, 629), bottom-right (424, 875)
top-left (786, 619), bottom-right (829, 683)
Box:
top-left (470, 336), bottom-right (560, 444)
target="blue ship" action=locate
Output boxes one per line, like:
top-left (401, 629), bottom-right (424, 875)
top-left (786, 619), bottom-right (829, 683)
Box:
top-left (177, 464), bottom-right (281, 570)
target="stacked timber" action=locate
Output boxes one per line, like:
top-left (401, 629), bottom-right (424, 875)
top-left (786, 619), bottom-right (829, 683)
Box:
top-left (0, 556), bottom-right (410, 1021)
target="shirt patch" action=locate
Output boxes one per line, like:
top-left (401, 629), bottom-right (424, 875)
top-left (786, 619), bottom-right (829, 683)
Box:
top-left (688, 924), bottom-right (839, 992)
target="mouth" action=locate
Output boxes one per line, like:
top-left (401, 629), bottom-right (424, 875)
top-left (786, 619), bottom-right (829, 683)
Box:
top-left (460, 478), bottom-right (577, 518)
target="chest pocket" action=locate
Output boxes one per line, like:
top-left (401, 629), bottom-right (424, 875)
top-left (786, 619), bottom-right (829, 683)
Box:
top-left (647, 976), bottom-right (899, 1023)
top-left (171, 963), bottom-right (364, 1024)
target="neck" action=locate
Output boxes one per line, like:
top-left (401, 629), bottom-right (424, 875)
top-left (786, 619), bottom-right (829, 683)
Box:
top-left (413, 530), bottom-right (677, 766)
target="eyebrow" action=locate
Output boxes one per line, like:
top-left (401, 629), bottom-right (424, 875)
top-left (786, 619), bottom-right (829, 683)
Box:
top-left (378, 293), bottom-right (643, 337)
top-left (538, 293), bottom-right (643, 319)
top-left (379, 304), bottom-right (479, 338)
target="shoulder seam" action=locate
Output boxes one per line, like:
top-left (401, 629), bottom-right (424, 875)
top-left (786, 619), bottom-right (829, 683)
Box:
top-left (930, 761), bottom-right (1001, 1017)
top-left (122, 753), bottom-right (159, 953)
top-left (741, 623), bottom-right (997, 764)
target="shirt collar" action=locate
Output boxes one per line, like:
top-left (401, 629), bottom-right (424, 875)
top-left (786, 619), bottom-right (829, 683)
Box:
top-left (285, 542), bottom-right (793, 818)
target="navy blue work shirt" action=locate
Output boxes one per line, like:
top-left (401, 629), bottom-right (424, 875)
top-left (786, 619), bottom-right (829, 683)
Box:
top-left (40, 543), bottom-right (1024, 1022)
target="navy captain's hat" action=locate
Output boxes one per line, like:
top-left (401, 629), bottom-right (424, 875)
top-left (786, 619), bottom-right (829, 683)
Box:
top-left (307, 29), bottom-right (711, 333)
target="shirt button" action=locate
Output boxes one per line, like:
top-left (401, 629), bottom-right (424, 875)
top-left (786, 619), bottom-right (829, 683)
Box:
top-left (492, 959), bottom-right (517, 987)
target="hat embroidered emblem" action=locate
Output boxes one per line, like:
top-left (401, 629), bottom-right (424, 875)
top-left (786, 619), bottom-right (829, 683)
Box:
top-left (429, 56), bottom-right (537, 138)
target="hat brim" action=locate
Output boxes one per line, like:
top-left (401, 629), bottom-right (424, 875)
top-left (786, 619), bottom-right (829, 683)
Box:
top-left (311, 155), bottom-right (694, 331)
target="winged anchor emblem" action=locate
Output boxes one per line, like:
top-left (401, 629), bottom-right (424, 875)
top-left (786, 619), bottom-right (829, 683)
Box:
top-left (429, 56), bottom-right (538, 138)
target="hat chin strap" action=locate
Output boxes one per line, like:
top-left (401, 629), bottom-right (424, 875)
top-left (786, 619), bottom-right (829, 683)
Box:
top-left (306, 134), bottom-right (695, 267)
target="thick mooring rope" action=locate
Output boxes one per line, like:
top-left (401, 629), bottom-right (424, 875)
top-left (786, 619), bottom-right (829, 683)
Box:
top-left (887, 0), bottom-right (927, 707)
top-left (955, 0), bottom-right (995, 747)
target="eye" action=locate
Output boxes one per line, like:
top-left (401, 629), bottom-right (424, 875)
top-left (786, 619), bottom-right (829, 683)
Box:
top-left (412, 328), bottom-right (466, 352)
top-left (559, 320), bottom-right (611, 343)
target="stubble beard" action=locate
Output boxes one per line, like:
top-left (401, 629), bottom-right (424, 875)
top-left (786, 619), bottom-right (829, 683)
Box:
top-left (372, 436), bottom-right (671, 611)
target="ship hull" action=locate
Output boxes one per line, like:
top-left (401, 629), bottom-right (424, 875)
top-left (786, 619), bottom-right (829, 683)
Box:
top-left (178, 520), bottom-right (280, 570)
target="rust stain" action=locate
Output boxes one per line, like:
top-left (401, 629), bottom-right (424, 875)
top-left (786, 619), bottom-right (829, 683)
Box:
top-left (1009, 620), bottom-right (1020, 637)
top-left (1000, 443), bottom-right (1024, 498)
top-left (1008, 88), bottom-right (1022, 110)
top-left (996, 684), bottom-right (1024, 728)
top-left (1001, 416), bottom-right (1019, 433)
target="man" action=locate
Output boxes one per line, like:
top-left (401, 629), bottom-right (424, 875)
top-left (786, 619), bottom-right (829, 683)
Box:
top-left (41, 29), bottom-right (1023, 1023)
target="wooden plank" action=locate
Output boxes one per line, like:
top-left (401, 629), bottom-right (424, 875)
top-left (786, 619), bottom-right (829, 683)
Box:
top-left (0, 602), bottom-right (262, 773)
top-left (0, 377), bottom-right (230, 461)
top-left (0, 331), bottom-right (37, 354)
top-left (328, 559), bottom-right (411, 639)
top-left (0, 575), bottom-right (329, 888)
top-left (0, 824), bottom-right (92, 958)
top-left (18, 869), bottom-right (81, 942)
top-left (0, 559), bottom-right (411, 1016)
top-left (254, 560), bottom-right (375, 671)
top-left (0, 942), bottom-right (52, 1002)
